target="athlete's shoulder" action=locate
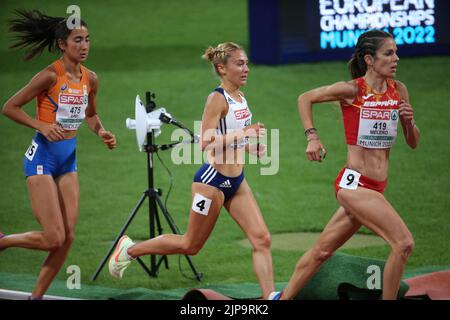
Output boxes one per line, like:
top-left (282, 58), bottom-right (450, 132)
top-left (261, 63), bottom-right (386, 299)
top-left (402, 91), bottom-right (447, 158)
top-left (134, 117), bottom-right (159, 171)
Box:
top-left (204, 90), bottom-right (228, 115)
top-left (394, 79), bottom-right (409, 100)
top-left (206, 90), bottom-right (227, 104)
top-left (31, 65), bottom-right (58, 90)
top-left (83, 67), bottom-right (98, 91)
top-left (84, 67), bottom-right (98, 82)
top-left (41, 64), bottom-right (58, 81)
top-left (347, 78), bottom-right (361, 89)
top-left (329, 80), bottom-right (358, 99)
top-left (394, 79), bottom-right (407, 91)
top-left (337, 79), bottom-right (358, 89)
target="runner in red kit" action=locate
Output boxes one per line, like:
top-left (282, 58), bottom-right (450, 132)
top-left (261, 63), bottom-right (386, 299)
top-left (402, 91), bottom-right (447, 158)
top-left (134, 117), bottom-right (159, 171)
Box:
top-left (269, 30), bottom-right (420, 300)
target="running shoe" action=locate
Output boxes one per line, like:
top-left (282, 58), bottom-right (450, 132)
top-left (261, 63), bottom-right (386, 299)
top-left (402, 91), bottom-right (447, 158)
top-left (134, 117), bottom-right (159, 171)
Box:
top-left (268, 291), bottom-right (283, 300)
top-left (108, 235), bottom-right (135, 279)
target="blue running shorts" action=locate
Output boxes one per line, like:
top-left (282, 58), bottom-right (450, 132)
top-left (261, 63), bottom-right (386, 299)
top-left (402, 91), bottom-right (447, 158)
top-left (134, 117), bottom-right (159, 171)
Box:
top-left (23, 132), bottom-right (77, 178)
top-left (193, 162), bottom-right (244, 202)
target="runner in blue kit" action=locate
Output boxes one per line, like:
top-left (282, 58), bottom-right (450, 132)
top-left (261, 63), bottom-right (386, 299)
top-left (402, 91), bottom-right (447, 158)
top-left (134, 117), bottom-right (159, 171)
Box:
top-left (109, 42), bottom-right (275, 299)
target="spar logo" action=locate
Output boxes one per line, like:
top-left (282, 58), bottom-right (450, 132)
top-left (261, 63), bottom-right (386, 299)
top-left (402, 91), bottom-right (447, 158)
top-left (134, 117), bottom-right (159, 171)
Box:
top-left (234, 108), bottom-right (250, 120)
top-left (391, 110), bottom-right (399, 121)
top-left (361, 109), bottom-right (393, 120)
top-left (60, 94), bottom-right (84, 105)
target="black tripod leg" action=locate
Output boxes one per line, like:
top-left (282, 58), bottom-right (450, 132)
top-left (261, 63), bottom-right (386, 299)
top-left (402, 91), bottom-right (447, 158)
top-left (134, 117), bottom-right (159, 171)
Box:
top-left (153, 193), bottom-right (180, 234)
top-left (136, 257), bottom-right (155, 278)
top-left (91, 192), bottom-right (148, 281)
top-left (184, 255), bottom-right (203, 281)
top-left (153, 192), bottom-right (203, 281)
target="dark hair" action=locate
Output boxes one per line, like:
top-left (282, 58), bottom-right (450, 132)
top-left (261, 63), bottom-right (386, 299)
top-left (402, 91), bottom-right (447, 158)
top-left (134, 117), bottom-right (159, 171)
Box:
top-left (8, 9), bottom-right (88, 60)
top-left (348, 30), bottom-right (393, 79)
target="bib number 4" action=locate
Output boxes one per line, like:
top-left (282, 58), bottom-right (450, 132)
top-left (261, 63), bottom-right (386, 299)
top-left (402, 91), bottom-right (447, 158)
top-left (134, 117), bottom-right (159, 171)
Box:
top-left (192, 193), bottom-right (212, 216)
top-left (195, 200), bottom-right (206, 212)
top-left (339, 168), bottom-right (361, 190)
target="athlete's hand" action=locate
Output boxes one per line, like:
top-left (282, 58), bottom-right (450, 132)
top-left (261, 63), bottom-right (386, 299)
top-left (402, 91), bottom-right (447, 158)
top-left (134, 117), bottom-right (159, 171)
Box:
top-left (99, 129), bottom-right (116, 150)
top-left (399, 100), bottom-right (415, 123)
top-left (306, 138), bottom-right (327, 162)
top-left (244, 122), bottom-right (266, 138)
top-left (248, 143), bottom-right (266, 158)
top-left (38, 123), bottom-right (65, 141)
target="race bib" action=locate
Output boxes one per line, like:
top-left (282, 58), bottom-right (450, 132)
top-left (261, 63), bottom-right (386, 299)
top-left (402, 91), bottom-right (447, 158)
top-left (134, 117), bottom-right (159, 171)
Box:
top-left (56, 85), bottom-right (88, 130)
top-left (339, 168), bottom-right (361, 190)
top-left (25, 140), bottom-right (38, 161)
top-left (192, 193), bottom-right (212, 216)
top-left (357, 108), bottom-right (399, 149)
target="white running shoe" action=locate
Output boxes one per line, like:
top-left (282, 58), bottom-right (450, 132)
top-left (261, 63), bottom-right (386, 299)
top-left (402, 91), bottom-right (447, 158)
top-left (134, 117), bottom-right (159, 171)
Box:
top-left (268, 291), bottom-right (282, 300)
top-left (109, 235), bottom-right (135, 279)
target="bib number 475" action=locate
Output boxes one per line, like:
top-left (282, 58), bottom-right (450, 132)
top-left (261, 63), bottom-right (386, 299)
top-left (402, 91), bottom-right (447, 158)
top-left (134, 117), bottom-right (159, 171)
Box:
top-left (70, 106), bottom-right (82, 115)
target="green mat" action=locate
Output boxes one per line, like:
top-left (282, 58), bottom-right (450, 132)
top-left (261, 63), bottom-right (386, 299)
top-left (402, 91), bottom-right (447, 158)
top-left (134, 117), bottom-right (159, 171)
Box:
top-left (0, 271), bottom-right (263, 300)
top-left (294, 252), bottom-right (408, 300)
top-left (1, 252), bottom-right (448, 300)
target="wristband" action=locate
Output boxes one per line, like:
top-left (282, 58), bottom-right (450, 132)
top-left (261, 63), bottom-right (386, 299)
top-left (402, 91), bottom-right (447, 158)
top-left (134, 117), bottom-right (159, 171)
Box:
top-left (304, 127), bottom-right (317, 136)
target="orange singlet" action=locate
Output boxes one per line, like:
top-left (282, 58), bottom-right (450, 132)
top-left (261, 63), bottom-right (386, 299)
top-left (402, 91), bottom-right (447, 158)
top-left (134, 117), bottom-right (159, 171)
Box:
top-left (36, 59), bottom-right (90, 131)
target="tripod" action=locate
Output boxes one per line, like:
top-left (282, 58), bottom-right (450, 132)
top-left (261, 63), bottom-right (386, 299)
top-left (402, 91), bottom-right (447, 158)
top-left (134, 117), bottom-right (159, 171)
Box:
top-left (91, 92), bottom-right (202, 281)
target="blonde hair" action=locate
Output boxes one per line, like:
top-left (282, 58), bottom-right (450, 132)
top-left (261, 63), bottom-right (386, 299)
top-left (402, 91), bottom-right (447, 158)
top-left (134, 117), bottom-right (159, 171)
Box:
top-left (202, 42), bottom-right (243, 75)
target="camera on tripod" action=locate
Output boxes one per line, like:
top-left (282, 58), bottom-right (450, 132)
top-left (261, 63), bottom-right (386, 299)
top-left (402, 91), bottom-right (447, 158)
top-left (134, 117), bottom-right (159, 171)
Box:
top-left (91, 91), bottom-right (202, 282)
top-left (125, 94), bottom-right (198, 152)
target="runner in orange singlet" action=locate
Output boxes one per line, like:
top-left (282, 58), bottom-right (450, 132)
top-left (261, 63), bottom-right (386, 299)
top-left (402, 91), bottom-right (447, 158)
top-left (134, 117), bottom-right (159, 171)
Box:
top-left (1, 9), bottom-right (116, 299)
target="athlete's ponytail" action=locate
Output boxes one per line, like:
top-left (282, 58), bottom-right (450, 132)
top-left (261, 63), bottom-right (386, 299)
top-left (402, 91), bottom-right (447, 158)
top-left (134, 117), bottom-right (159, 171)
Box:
top-left (8, 9), bottom-right (87, 60)
top-left (202, 42), bottom-right (243, 76)
top-left (348, 30), bottom-right (393, 79)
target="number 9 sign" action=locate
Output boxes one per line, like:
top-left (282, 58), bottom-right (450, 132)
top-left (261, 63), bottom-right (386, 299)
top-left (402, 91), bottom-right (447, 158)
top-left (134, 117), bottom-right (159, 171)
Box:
top-left (339, 168), bottom-right (361, 190)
